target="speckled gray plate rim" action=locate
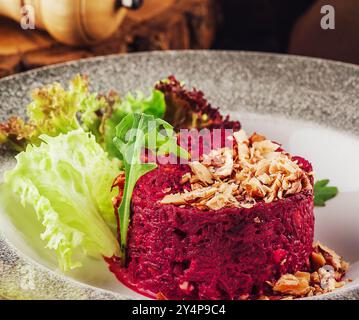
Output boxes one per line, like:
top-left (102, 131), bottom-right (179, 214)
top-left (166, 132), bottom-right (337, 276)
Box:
top-left (1, 50), bottom-right (359, 300)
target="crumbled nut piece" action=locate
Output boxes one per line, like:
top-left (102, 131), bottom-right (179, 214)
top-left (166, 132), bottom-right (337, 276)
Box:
top-left (179, 281), bottom-right (194, 293)
top-left (335, 281), bottom-right (345, 288)
top-left (295, 271), bottom-right (311, 282)
top-left (180, 173), bottom-right (191, 184)
top-left (249, 132), bottom-right (266, 144)
top-left (233, 130), bottom-right (248, 144)
top-left (311, 272), bottom-right (320, 284)
top-left (206, 183), bottom-right (239, 210)
top-left (189, 162), bottom-right (213, 184)
top-left (311, 252), bottom-right (326, 269)
top-left (273, 273), bottom-right (311, 296)
top-left (318, 267), bottom-right (336, 292)
top-left (160, 193), bottom-right (186, 205)
top-left (315, 242), bottom-right (343, 270)
top-left (182, 187), bottom-right (217, 202)
top-left (162, 187), bottom-right (172, 193)
top-left (205, 194), bottom-right (227, 210)
top-left (213, 149), bottom-right (234, 178)
top-left (252, 140), bottom-right (280, 157)
top-left (245, 177), bottom-right (266, 198)
top-left (257, 173), bottom-right (271, 185)
top-left (253, 217), bottom-right (261, 224)
top-left (156, 292), bottom-right (168, 300)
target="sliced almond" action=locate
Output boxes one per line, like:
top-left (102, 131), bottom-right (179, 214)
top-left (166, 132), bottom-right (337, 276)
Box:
top-left (182, 187), bottom-right (217, 202)
top-left (249, 132), bottom-right (266, 144)
top-left (273, 274), bottom-right (310, 296)
top-left (316, 242), bottom-right (342, 270)
top-left (180, 173), bottom-right (191, 184)
top-left (311, 252), bottom-right (326, 269)
top-left (213, 149), bottom-right (234, 178)
top-left (245, 177), bottom-right (266, 198)
top-left (160, 194), bottom-right (187, 205)
top-left (233, 130), bottom-right (248, 144)
top-left (189, 162), bottom-right (213, 184)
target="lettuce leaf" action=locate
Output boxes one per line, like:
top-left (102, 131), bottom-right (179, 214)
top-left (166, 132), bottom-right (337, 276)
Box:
top-left (4, 130), bottom-right (121, 271)
top-left (113, 113), bottom-right (188, 263)
top-left (0, 75), bottom-right (105, 151)
top-left (156, 75), bottom-right (241, 130)
top-left (0, 75), bottom-right (166, 159)
top-left (104, 90), bottom-right (166, 159)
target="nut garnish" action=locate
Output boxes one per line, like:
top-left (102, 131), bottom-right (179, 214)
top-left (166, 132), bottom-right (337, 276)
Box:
top-left (161, 129), bottom-right (313, 210)
top-left (273, 273), bottom-right (311, 296)
top-left (189, 162), bottom-right (213, 184)
top-left (269, 243), bottom-right (350, 300)
top-left (314, 242), bottom-right (343, 271)
top-left (160, 193), bottom-right (186, 205)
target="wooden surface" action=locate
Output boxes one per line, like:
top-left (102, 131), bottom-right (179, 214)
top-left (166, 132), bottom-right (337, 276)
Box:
top-left (0, 0), bottom-right (220, 78)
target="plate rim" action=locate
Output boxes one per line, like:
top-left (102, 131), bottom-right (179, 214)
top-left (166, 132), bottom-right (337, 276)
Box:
top-left (1, 50), bottom-right (358, 300)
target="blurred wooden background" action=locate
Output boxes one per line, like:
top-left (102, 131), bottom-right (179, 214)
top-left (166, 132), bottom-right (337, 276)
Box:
top-left (1, 0), bottom-right (358, 79)
top-left (0, 0), bottom-right (219, 78)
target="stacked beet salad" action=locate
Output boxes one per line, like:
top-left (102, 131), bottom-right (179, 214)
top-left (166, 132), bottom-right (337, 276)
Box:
top-left (108, 77), bottom-right (348, 300)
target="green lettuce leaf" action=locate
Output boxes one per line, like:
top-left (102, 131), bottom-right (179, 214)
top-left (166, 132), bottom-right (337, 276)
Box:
top-left (0, 75), bottom-right (166, 159)
top-left (104, 90), bottom-right (166, 159)
top-left (113, 113), bottom-right (188, 263)
top-left (4, 130), bottom-right (121, 271)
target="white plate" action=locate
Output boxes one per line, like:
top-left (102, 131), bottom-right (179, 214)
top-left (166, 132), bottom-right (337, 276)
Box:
top-left (1, 51), bottom-right (359, 299)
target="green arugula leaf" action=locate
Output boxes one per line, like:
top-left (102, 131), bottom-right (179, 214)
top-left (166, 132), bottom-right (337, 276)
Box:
top-left (104, 89), bottom-right (166, 159)
top-left (314, 179), bottom-right (339, 207)
top-left (113, 113), bottom-right (188, 263)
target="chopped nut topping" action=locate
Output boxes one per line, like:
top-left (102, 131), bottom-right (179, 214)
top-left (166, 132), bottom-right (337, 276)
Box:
top-left (162, 187), bottom-right (172, 193)
top-left (160, 193), bottom-right (187, 205)
top-left (314, 242), bottom-right (343, 271)
top-left (249, 132), bottom-right (266, 144)
top-left (189, 162), bottom-right (213, 184)
top-left (182, 187), bottom-right (217, 202)
top-left (269, 243), bottom-right (349, 300)
top-left (273, 273), bottom-right (311, 296)
top-left (311, 252), bottom-right (326, 269)
top-left (233, 130), bottom-right (248, 144)
top-left (180, 173), bottom-right (191, 185)
top-left (161, 129), bottom-right (313, 211)
top-left (213, 149), bottom-right (234, 178)
top-left (253, 217), bottom-right (261, 224)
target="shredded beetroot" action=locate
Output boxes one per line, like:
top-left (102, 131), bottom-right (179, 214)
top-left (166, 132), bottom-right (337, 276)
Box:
top-left (107, 162), bottom-right (314, 300)
top-left (106, 79), bottom-right (315, 300)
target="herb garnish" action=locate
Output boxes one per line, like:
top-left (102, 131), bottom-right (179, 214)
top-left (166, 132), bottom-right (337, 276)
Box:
top-left (113, 113), bottom-right (188, 263)
top-left (314, 179), bottom-right (339, 207)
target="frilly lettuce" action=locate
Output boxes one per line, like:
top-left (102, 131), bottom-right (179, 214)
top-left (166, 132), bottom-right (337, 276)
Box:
top-left (0, 75), bottom-right (166, 158)
top-left (4, 130), bottom-right (121, 271)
